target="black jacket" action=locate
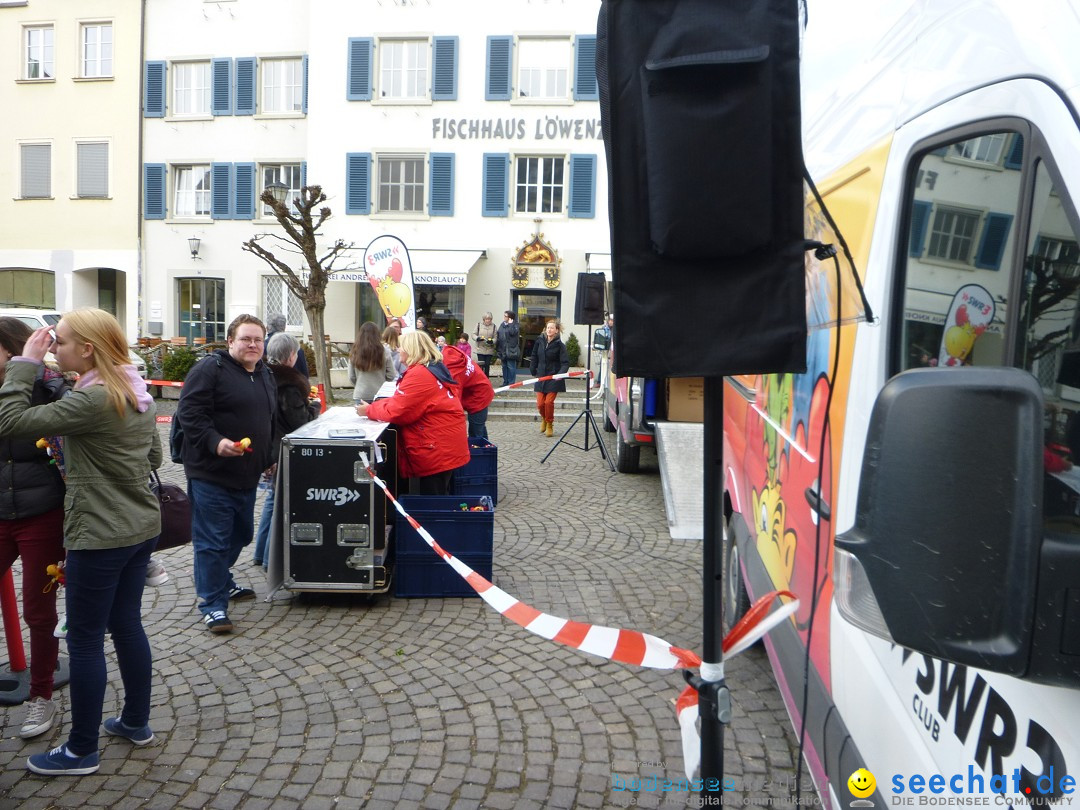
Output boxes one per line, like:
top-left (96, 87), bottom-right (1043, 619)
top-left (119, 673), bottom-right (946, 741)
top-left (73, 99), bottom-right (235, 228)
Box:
top-left (496, 321), bottom-right (520, 359)
top-left (270, 362), bottom-right (319, 448)
top-left (0, 368), bottom-right (69, 519)
top-left (176, 350), bottom-right (276, 489)
top-left (530, 335), bottom-right (570, 393)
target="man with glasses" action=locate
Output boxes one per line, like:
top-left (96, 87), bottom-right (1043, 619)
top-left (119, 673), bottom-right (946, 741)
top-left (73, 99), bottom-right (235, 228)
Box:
top-left (175, 314), bottom-right (276, 634)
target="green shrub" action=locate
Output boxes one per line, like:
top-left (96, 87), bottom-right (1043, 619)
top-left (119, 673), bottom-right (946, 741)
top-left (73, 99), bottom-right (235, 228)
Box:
top-left (162, 347), bottom-right (199, 381)
top-left (566, 332), bottom-right (581, 367)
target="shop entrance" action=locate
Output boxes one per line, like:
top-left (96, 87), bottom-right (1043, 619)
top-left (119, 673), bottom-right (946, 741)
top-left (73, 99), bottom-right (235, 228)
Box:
top-left (177, 278), bottom-right (226, 343)
top-left (513, 290), bottom-right (561, 361)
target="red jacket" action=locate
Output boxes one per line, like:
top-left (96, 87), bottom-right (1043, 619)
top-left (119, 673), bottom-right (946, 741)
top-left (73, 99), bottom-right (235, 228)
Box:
top-left (441, 346), bottom-right (495, 414)
top-left (366, 362), bottom-right (470, 478)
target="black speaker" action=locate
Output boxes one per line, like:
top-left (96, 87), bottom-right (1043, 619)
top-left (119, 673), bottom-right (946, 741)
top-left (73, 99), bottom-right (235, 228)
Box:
top-left (575, 272), bottom-right (606, 325)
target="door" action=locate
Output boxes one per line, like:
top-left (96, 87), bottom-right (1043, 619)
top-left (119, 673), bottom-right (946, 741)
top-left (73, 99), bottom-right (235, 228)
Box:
top-left (177, 278), bottom-right (226, 343)
top-left (512, 290), bottom-right (560, 361)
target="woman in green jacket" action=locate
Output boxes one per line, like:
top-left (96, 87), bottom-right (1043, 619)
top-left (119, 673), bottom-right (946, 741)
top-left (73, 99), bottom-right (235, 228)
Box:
top-left (0, 309), bottom-right (161, 776)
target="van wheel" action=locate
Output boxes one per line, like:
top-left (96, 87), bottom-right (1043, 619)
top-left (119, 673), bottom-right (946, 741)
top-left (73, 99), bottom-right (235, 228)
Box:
top-left (615, 427), bottom-right (641, 473)
top-left (723, 522), bottom-right (752, 635)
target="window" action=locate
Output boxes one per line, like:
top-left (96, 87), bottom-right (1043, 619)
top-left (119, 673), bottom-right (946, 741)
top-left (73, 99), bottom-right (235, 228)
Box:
top-left (174, 62), bottom-right (211, 116)
top-left (263, 275), bottom-right (304, 331)
top-left (20, 143), bottom-right (51, 198)
top-left (515, 156), bottom-right (564, 214)
top-left (379, 40), bottom-right (428, 100)
top-left (377, 154), bottom-right (425, 213)
top-left (24, 25), bottom-right (53, 79)
top-left (1033, 236), bottom-right (1080, 279)
top-left (950, 134), bottom-right (1007, 165)
top-left (517, 38), bottom-right (570, 100)
top-left (261, 58), bottom-right (302, 113)
top-left (174, 165), bottom-right (211, 218)
top-left (261, 164), bottom-right (302, 216)
top-left (76, 142), bottom-right (108, 198)
top-left (927, 207), bottom-right (980, 264)
top-left (81, 23), bottom-right (112, 78)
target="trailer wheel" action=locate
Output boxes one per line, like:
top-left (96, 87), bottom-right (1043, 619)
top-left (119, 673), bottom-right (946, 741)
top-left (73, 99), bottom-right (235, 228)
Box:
top-left (614, 426), bottom-right (641, 473)
top-left (723, 522), bottom-right (752, 635)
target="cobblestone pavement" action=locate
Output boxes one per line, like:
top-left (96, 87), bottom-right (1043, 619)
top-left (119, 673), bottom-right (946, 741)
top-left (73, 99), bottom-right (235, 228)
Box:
top-left (0, 401), bottom-right (818, 809)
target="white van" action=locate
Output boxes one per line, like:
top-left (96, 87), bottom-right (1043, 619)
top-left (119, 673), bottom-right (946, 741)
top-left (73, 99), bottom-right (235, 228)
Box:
top-left (724, 1), bottom-right (1080, 805)
top-left (0, 309), bottom-right (148, 378)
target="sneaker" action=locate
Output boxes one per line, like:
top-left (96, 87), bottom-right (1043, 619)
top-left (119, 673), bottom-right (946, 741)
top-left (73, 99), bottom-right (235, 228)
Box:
top-left (103, 716), bottom-right (155, 746)
top-left (19, 697), bottom-right (57, 739)
top-left (53, 613), bottom-right (67, 639)
top-left (228, 585), bottom-right (255, 601)
top-left (26, 744), bottom-right (100, 776)
top-left (203, 611), bottom-right (233, 633)
top-left (146, 558), bottom-right (169, 586)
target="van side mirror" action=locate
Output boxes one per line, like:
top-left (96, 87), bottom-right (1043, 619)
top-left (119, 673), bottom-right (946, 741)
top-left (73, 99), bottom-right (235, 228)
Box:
top-left (835, 367), bottom-right (1080, 687)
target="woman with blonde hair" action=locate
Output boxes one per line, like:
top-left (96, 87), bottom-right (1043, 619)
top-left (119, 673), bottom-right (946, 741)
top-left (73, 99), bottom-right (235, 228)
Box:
top-left (0, 309), bottom-right (162, 776)
top-left (349, 321), bottom-right (396, 404)
top-left (357, 330), bottom-right (469, 495)
top-left (382, 324), bottom-right (406, 379)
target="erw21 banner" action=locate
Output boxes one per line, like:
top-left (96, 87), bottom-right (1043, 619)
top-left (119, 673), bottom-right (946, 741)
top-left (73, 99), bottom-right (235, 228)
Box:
top-left (938, 284), bottom-right (995, 367)
top-left (363, 235), bottom-right (416, 329)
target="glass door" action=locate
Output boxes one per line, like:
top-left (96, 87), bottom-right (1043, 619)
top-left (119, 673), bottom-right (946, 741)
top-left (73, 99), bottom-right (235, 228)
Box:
top-left (177, 278), bottom-right (226, 343)
top-left (512, 290), bottom-right (561, 360)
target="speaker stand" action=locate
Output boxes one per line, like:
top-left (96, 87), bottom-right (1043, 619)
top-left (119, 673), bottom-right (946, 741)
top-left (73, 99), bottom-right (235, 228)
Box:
top-left (541, 326), bottom-right (616, 471)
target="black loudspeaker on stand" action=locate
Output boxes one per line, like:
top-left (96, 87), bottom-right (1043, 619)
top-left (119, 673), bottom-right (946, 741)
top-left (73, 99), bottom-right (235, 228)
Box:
top-left (541, 324), bottom-right (616, 472)
top-left (575, 272), bottom-right (606, 325)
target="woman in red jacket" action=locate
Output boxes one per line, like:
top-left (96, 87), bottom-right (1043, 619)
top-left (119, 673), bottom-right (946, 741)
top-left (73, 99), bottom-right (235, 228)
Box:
top-left (440, 344), bottom-right (495, 440)
top-left (357, 331), bottom-right (469, 495)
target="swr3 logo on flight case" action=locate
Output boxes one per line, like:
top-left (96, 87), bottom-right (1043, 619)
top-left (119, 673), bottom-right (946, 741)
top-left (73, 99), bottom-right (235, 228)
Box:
top-left (305, 487), bottom-right (362, 506)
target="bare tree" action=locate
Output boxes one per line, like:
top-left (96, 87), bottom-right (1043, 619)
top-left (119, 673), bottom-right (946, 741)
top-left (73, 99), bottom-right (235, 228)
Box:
top-left (242, 185), bottom-right (353, 400)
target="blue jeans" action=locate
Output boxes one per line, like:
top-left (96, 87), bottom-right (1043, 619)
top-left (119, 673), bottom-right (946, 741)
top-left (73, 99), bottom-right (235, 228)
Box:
top-left (252, 483), bottom-right (274, 568)
top-left (501, 356), bottom-right (517, 386)
top-left (190, 478), bottom-right (256, 615)
top-left (64, 536), bottom-right (156, 756)
top-left (467, 408), bottom-right (489, 440)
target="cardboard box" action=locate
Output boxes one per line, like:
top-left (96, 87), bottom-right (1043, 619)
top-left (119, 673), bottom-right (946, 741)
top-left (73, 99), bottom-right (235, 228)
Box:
top-left (667, 377), bottom-right (704, 422)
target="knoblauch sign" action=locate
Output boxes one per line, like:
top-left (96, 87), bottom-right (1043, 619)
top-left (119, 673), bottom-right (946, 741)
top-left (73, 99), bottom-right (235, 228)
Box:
top-left (362, 235), bottom-right (416, 330)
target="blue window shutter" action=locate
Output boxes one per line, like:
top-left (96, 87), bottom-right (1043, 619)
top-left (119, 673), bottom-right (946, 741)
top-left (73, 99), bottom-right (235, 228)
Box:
top-left (568, 154), bottom-right (596, 219)
top-left (1003, 133), bottom-right (1024, 170)
top-left (573, 36), bottom-right (598, 101)
top-left (302, 54), bottom-right (309, 114)
top-left (144, 163), bottom-right (166, 219)
top-left (482, 153), bottom-right (509, 217)
top-left (144, 61), bottom-right (166, 117)
top-left (234, 162), bottom-right (256, 220)
top-left (909, 200), bottom-right (932, 257)
top-left (301, 161), bottom-right (307, 189)
top-left (211, 58), bottom-right (233, 116)
top-left (347, 38), bottom-right (373, 101)
top-left (974, 212), bottom-right (1013, 271)
top-left (432, 37), bottom-right (458, 101)
top-left (485, 36), bottom-right (512, 101)
top-left (345, 153), bottom-right (371, 214)
top-left (235, 57), bottom-right (256, 115)
top-left (429, 153), bottom-right (455, 216)
top-left (211, 163), bottom-right (233, 219)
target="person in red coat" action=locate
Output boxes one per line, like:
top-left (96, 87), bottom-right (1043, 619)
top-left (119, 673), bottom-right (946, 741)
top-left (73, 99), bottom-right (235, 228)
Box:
top-left (441, 344), bottom-right (495, 440)
top-left (357, 331), bottom-right (469, 495)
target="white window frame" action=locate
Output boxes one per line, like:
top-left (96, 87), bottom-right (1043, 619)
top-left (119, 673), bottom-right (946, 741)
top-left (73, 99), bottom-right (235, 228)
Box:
top-left (74, 140), bottom-right (109, 199)
top-left (173, 165), bottom-right (211, 219)
top-left (172, 60), bottom-right (212, 117)
top-left (262, 275), bottom-right (304, 332)
top-left (377, 38), bottom-right (429, 102)
top-left (260, 57), bottom-right (303, 114)
top-left (80, 21), bottom-right (113, 79)
top-left (514, 154), bottom-right (566, 215)
top-left (926, 205), bottom-right (982, 265)
top-left (23, 24), bottom-right (54, 80)
top-left (18, 141), bottom-right (52, 199)
top-left (259, 163), bottom-right (302, 218)
top-left (947, 134), bottom-right (1008, 167)
top-left (515, 37), bottom-right (571, 102)
top-left (375, 152), bottom-right (427, 216)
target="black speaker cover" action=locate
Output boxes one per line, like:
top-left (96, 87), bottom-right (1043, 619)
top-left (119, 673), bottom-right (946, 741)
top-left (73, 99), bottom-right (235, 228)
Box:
top-left (575, 272), bottom-right (607, 325)
top-left (598, 0), bottom-right (807, 377)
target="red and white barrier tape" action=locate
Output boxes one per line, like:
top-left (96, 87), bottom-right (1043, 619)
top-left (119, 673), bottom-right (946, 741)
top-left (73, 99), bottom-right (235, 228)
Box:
top-left (491, 369), bottom-right (593, 395)
top-left (356, 451), bottom-right (797, 777)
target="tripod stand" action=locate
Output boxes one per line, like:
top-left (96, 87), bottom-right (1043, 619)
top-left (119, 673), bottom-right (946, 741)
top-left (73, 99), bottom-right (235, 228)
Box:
top-left (541, 326), bottom-right (616, 471)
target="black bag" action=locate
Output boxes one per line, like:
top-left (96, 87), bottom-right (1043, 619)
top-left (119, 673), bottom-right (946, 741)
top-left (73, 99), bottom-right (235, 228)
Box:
top-left (151, 470), bottom-right (192, 551)
top-left (168, 416), bottom-right (184, 464)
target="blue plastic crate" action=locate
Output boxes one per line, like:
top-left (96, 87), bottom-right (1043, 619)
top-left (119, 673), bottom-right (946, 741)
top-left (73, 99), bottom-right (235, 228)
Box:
top-left (460, 438), bottom-right (497, 478)
top-left (396, 495), bottom-right (494, 557)
top-left (394, 551), bottom-right (493, 598)
top-left (451, 474), bottom-right (498, 506)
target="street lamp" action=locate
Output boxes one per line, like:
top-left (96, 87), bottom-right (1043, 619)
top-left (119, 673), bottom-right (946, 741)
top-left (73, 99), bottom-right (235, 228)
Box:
top-left (266, 180), bottom-right (289, 206)
top-left (187, 236), bottom-right (201, 259)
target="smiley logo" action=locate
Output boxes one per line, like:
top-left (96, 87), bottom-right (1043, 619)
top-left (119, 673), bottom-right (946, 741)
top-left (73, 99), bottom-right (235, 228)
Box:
top-left (848, 768), bottom-right (876, 798)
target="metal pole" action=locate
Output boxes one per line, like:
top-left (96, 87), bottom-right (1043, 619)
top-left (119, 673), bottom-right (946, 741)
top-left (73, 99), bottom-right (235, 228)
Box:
top-left (1, 569), bottom-right (27, 672)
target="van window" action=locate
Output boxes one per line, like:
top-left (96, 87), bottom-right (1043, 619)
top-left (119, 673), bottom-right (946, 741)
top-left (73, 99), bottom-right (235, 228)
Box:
top-left (899, 131), bottom-right (1024, 371)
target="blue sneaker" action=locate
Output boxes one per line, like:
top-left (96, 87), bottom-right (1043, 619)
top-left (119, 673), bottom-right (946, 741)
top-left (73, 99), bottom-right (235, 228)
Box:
top-left (26, 744), bottom-right (100, 776)
top-left (103, 716), bottom-right (155, 746)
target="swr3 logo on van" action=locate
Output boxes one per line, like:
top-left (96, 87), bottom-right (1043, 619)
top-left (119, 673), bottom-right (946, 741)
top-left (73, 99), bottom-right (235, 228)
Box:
top-left (306, 487), bottom-right (362, 506)
top-left (848, 768), bottom-right (876, 806)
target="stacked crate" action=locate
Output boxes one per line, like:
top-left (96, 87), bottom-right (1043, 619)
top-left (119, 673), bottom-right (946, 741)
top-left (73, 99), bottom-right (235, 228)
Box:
top-left (394, 495), bottom-right (494, 597)
top-left (450, 438), bottom-right (498, 505)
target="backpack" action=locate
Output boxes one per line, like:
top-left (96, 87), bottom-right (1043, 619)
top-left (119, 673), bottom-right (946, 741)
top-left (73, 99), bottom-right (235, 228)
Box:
top-left (170, 355), bottom-right (224, 464)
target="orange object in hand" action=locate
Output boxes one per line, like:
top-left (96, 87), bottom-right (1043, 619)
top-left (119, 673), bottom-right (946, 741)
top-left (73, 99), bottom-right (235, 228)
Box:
top-left (235, 437), bottom-right (252, 453)
top-left (43, 562), bottom-right (65, 592)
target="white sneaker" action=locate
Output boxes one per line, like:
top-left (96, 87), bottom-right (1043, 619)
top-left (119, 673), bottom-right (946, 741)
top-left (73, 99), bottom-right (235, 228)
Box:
top-left (146, 558), bottom-right (169, 586)
top-left (53, 613), bottom-right (67, 639)
top-left (20, 696), bottom-right (58, 739)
